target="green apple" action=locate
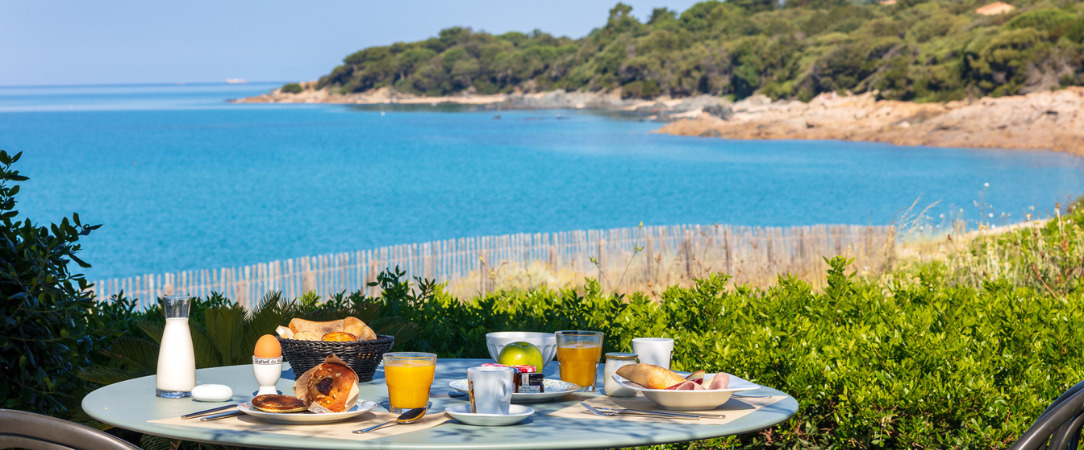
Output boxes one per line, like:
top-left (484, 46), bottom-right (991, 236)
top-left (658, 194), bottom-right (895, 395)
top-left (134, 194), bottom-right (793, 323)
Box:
top-left (497, 341), bottom-right (544, 370)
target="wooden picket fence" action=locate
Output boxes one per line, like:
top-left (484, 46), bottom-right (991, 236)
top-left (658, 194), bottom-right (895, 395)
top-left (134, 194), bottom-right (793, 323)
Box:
top-left (94, 223), bottom-right (896, 309)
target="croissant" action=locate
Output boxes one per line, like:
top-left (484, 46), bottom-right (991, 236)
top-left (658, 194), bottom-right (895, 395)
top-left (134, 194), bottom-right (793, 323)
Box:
top-left (615, 363), bottom-right (687, 390)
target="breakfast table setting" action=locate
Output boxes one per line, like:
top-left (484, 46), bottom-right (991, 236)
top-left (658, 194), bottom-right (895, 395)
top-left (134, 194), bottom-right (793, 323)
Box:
top-left (83, 297), bottom-right (797, 449)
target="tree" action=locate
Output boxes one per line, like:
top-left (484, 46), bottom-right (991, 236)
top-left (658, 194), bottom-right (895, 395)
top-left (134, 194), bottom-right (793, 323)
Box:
top-left (605, 3), bottom-right (644, 35)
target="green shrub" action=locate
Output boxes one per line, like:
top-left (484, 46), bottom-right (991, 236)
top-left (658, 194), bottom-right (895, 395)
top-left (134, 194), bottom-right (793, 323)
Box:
top-left (280, 83), bottom-right (304, 94)
top-left (1007, 9), bottom-right (1078, 41)
top-left (0, 150), bottom-right (101, 417)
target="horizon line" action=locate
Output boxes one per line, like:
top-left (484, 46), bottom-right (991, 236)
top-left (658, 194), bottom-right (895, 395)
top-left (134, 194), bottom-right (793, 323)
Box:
top-left (0, 80), bottom-right (289, 89)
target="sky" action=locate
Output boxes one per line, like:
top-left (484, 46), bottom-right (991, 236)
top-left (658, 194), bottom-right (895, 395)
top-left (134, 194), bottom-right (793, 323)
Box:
top-left (1, 0), bottom-right (703, 86)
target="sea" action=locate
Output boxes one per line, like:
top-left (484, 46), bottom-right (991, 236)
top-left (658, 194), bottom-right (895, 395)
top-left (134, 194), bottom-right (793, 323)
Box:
top-left (1, 82), bottom-right (1082, 281)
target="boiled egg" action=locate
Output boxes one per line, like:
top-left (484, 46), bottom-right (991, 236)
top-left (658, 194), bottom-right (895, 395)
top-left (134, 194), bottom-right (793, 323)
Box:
top-left (254, 334), bottom-right (281, 358)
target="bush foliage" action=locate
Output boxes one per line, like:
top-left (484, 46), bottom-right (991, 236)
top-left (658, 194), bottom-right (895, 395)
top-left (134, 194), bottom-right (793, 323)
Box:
top-left (0, 150), bottom-right (101, 417)
top-left (310, 0), bottom-right (1084, 101)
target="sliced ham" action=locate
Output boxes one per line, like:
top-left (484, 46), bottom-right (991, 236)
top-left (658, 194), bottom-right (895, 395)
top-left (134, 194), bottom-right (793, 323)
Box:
top-left (665, 380), bottom-right (707, 390)
top-left (707, 373), bottom-right (730, 390)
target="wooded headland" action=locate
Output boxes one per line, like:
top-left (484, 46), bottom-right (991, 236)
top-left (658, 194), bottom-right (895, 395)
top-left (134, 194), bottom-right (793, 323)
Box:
top-left (238, 0), bottom-right (1084, 155)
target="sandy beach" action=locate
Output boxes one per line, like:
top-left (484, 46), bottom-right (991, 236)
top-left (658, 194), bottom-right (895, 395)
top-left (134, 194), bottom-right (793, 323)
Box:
top-left (237, 85), bottom-right (1084, 157)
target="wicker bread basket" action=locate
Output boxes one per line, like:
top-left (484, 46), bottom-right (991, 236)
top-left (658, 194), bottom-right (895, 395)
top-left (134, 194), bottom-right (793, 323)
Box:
top-left (278, 335), bottom-right (394, 382)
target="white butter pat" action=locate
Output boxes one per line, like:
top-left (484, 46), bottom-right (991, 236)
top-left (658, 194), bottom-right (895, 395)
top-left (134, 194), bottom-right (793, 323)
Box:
top-left (191, 384), bottom-right (233, 402)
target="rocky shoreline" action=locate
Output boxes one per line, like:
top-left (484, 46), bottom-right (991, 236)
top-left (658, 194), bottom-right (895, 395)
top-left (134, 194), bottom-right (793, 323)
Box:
top-left (237, 86), bottom-right (1084, 157)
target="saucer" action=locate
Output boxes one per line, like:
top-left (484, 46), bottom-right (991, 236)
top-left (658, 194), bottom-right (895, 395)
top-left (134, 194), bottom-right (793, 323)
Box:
top-left (449, 379), bottom-right (579, 403)
top-left (444, 404), bottom-right (534, 426)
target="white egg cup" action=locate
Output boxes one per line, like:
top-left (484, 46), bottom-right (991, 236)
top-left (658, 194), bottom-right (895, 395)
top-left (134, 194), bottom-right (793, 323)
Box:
top-left (253, 356), bottom-right (283, 396)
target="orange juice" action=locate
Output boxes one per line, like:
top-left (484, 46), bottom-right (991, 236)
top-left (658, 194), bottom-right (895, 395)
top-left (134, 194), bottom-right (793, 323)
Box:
top-left (385, 359), bottom-right (436, 410)
top-left (557, 343), bottom-right (602, 389)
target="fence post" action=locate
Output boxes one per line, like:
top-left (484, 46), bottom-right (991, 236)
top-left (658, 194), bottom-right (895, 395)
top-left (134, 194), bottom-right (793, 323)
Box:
top-left (302, 257), bottom-right (315, 294)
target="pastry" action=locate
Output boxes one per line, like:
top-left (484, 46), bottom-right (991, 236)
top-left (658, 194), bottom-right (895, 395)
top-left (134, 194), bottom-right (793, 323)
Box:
top-left (615, 363), bottom-right (687, 389)
top-left (303, 362), bottom-right (358, 412)
top-left (322, 331), bottom-right (357, 342)
top-left (251, 394), bottom-right (307, 413)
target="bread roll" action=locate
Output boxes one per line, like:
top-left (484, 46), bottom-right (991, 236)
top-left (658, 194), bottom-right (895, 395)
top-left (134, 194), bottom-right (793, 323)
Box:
top-left (289, 318), bottom-right (343, 337)
top-left (615, 363), bottom-right (687, 390)
top-left (343, 317), bottom-right (377, 340)
top-left (293, 331), bottom-right (321, 341)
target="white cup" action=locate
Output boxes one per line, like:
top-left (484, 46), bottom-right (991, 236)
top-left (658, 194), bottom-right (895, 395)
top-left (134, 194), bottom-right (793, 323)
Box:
top-left (632, 338), bottom-right (674, 369)
top-left (467, 366), bottom-right (514, 414)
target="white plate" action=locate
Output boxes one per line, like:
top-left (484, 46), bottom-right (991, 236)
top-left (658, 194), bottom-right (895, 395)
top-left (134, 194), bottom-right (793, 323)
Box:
top-left (449, 378), bottom-right (579, 403)
top-left (444, 404), bottom-right (534, 426)
top-left (611, 373), bottom-right (760, 411)
top-left (237, 400), bottom-right (377, 424)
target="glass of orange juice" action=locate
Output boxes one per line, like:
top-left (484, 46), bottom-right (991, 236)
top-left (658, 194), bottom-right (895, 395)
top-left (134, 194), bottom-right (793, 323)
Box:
top-left (383, 352), bottom-right (436, 413)
top-left (555, 330), bottom-right (604, 391)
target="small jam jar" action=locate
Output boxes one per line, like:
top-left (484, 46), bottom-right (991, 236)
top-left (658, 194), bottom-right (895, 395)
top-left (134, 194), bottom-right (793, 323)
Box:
top-left (603, 352), bottom-right (639, 397)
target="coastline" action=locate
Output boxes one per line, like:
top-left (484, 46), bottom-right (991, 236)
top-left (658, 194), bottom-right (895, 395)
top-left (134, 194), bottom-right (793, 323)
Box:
top-left (236, 85), bottom-right (1084, 157)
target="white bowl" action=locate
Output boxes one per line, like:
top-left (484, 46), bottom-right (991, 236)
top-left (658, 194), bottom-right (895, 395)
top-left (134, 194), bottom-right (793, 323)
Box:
top-left (484, 332), bottom-right (557, 369)
top-left (611, 373), bottom-right (760, 411)
top-left (444, 404), bottom-right (534, 426)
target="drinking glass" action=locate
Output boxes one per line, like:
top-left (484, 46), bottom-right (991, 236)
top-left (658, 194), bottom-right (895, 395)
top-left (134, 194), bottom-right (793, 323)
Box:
top-left (383, 352), bottom-right (436, 414)
top-left (555, 330), bottom-right (604, 391)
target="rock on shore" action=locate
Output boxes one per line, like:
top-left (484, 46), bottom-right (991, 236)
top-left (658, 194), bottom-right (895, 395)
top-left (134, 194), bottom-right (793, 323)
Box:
top-left (237, 85), bottom-right (1084, 157)
top-left (657, 88), bottom-right (1084, 157)
top-left (234, 85), bottom-right (731, 118)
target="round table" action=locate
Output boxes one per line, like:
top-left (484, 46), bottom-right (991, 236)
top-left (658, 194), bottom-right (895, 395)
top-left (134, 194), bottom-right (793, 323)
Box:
top-left (83, 359), bottom-right (797, 449)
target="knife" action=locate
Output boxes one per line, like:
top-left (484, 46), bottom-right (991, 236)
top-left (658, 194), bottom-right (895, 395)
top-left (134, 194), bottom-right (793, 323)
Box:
top-left (598, 406), bottom-right (726, 419)
top-left (199, 409), bottom-right (243, 421)
top-left (181, 404), bottom-right (239, 420)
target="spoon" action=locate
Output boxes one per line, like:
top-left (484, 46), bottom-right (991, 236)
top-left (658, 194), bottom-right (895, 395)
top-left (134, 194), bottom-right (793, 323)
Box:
top-left (353, 407), bottom-right (426, 434)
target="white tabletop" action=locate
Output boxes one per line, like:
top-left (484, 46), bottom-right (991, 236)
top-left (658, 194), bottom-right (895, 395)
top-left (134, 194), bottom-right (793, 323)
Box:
top-left (83, 358), bottom-right (797, 449)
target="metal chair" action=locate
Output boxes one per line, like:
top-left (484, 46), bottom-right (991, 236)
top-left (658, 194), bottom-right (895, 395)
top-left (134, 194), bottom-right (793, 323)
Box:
top-left (1011, 380), bottom-right (1084, 450)
top-left (0, 409), bottom-right (140, 450)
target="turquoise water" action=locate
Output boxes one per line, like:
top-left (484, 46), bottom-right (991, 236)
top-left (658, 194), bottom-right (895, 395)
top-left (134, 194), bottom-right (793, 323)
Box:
top-left (2, 83), bottom-right (1082, 281)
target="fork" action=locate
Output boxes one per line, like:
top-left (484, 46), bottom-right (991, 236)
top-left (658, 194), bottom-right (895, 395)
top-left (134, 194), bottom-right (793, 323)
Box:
top-left (580, 402), bottom-right (718, 420)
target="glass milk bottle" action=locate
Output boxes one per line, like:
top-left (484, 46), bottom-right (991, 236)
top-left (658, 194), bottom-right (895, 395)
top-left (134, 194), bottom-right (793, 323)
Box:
top-left (603, 352), bottom-right (639, 397)
top-left (156, 295), bottom-right (196, 398)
